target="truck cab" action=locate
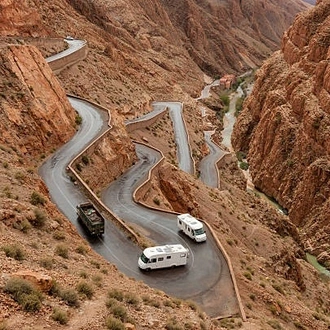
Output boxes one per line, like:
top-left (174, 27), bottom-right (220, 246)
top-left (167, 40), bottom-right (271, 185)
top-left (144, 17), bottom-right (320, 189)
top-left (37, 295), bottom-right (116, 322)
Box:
top-left (177, 213), bottom-right (206, 242)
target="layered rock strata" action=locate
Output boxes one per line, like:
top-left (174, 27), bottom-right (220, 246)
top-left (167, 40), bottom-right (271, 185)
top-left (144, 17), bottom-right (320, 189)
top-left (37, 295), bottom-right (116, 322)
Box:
top-left (232, 0), bottom-right (330, 262)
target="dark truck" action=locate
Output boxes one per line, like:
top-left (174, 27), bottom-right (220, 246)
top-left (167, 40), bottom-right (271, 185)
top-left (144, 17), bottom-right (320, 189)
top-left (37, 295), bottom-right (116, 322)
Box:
top-left (76, 202), bottom-right (105, 235)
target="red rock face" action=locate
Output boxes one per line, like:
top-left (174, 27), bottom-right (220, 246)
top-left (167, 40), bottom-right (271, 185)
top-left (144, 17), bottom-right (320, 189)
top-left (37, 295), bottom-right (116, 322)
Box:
top-left (0, 45), bottom-right (76, 157)
top-left (232, 1), bottom-right (330, 257)
top-left (0, 0), bottom-right (49, 37)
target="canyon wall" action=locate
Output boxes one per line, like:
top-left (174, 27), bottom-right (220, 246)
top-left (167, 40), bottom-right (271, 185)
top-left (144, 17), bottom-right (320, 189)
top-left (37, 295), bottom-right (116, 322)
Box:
top-left (232, 0), bottom-right (330, 262)
top-left (0, 45), bottom-right (76, 157)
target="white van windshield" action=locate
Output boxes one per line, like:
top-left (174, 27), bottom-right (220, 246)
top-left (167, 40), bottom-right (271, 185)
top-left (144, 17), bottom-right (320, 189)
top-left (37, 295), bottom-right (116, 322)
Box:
top-left (194, 228), bottom-right (205, 235)
top-left (140, 253), bottom-right (149, 263)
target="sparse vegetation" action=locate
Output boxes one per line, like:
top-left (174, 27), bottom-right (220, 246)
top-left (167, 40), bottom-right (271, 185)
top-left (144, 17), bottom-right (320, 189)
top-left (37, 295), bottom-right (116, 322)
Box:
top-left (2, 244), bottom-right (25, 260)
top-left (75, 113), bottom-right (82, 125)
top-left (105, 316), bottom-right (125, 330)
top-left (76, 244), bottom-right (88, 255)
top-left (165, 317), bottom-right (183, 330)
top-left (30, 208), bottom-right (47, 228)
top-left (52, 308), bottom-right (69, 325)
top-left (58, 288), bottom-right (80, 307)
top-left (13, 219), bottom-right (31, 233)
top-left (76, 281), bottom-right (94, 299)
top-left (153, 197), bottom-right (160, 205)
top-left (243, 271), bottom-right (253, 281)
top-left (124, 292), bottom-right (140, 306)
top-left (4, 278), bottom-right (43, 312)
top-left (108, 288), bottom-right (124, 302)
top-left (53, 231), bottom-right (66, 240)
top-left (30, 191), bottom-right (46, 206)
top-left (55, 244), bottom-right (69, 259)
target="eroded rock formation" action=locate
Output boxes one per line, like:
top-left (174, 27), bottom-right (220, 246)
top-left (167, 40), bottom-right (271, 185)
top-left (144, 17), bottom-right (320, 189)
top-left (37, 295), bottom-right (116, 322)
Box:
top-left (0, 45), bottom-right (76, 157)
top-left (232, 0), bottom-right (330, 261)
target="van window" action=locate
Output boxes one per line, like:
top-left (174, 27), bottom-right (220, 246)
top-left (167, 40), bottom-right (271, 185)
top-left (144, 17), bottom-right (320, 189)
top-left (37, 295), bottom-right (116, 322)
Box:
top-left (158, 257), bottom-right (164, 261)
top-left (194, 228), bottom-right (205, 235)
top-left (166, 256), bottom-right (171, 259)
top-left (150, 258), bottom-right (156, 263)
top-left (140, 253), bottom-right (149, 263)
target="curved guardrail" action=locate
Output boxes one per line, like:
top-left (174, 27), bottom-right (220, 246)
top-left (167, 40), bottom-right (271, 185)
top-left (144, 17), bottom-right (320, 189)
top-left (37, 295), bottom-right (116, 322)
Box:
top-left (45, 40), bottom-right (246, 321)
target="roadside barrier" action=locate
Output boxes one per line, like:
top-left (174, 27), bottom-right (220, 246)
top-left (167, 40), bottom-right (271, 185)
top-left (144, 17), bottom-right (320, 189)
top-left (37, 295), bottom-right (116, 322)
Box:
top-left (47, 41), bottom-right (246, 322)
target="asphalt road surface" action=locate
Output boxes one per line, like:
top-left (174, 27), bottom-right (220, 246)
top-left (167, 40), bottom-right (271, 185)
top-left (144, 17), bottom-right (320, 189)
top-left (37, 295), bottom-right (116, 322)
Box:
top-left (41, 44), bottom-right (240, 317)
top-left (40, 98), bottom-right (240, 317)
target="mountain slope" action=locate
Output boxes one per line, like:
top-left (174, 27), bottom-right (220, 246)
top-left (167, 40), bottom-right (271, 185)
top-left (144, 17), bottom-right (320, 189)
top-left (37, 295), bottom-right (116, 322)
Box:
top-left (232, 0), bottom-right (330, 264)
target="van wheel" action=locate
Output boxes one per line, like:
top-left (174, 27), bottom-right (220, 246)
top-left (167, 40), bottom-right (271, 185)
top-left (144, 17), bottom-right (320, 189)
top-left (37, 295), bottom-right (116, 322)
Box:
top-left (171, 265), bottom-right (176, 269)
top-left (145, 267), bottom-right (151, 272)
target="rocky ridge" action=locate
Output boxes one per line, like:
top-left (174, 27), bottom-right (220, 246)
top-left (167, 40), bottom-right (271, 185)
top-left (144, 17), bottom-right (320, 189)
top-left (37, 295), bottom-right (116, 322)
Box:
top-left (232, 0), bottom-right (330, 264)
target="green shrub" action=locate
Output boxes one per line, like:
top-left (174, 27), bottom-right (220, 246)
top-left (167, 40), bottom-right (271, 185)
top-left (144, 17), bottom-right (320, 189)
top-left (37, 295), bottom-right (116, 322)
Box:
top-left (79, 270), bottom-right (88, 279)
top-left (31, 208), bottom-right (47, 227)
top-left (55, 244), bottom-right (69, 259)
top-left (186, 299), bottom-right (198, 311)
top-left (239, 162), bottom-right (249, 170)
top-left (75, 114), bottom-right (82, 125)
top-left (13, 219), bottom-right (31, 233)
top-left (76, 281), bottom-right (94, 299)
top-left (52, 308), bottom-right (69, 325)
top-left (111, 305), bottom-right (127, 322)
top-left (220, 94), bottom-right (230, 106)
top-left (243, 271), bottom-right (252, 281)
top-left (105, 316), bottom-right (125, 330)
top-left (272, 283), bottom-right (285, 295)
top-left (106, 297), bottom-right (118, 309)
top-left (236, 151), bottom-right (246, 162)
top-left (108, 288), bottom-right (124, 302)
top-left (4, 278), bottom-right (42, 312)
top-left (20, 293), bottom-right (42, 312)
top-left (165, 317), bottom-right (183, 330)
top-left (153, 197), bottom-right (160, 205)
top-left (76, 245), bottom-right (88, 255)
top-left (30, 191), bottom-right (46, 206)
top-left (2, 244), bottom-right (25, 261)
top-left (82, 155), bottom-right (89, 165)
top-left (90, 260), bottom-right (100, 269)
top-left (53, 231), bottom-right (65, 240)
top-left (59, 288), bottom-right (80, 307)
top-left (125, 292), bottom-right (140, 306)
top-left (92, 274), bottom-right (103, 287)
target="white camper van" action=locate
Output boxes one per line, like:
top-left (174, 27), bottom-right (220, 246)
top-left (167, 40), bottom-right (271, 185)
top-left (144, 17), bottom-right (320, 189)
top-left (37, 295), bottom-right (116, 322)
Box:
top-left (138, 244), bottom-right (189, 271)
top-left (177, 213), bottom-right (207, 242)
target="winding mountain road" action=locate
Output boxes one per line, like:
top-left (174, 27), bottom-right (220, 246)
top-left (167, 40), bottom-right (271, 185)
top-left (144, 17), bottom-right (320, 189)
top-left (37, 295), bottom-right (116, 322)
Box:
top-left (40, 39), bottom-right (241, 318)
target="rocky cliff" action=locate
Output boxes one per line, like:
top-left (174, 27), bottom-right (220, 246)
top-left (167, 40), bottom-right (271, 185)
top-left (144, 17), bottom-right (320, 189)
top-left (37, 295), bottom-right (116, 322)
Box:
top-left (0, 0), bottom-right (49, 37)
top-left (232, 0), bottom-right (330, 263)
top-left (0, 45), bottom-right (76, 157)
top-left (1, 0), bottom-right (310, 110)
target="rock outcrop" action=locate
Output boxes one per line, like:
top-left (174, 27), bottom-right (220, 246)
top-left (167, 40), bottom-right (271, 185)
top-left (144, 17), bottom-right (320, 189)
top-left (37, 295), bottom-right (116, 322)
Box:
top-left (232, 0), bottom-right (330, 260)
top-left (0, 45), bottom-right (76, 157)
top-left (0, 0), bottom-right (49, 37)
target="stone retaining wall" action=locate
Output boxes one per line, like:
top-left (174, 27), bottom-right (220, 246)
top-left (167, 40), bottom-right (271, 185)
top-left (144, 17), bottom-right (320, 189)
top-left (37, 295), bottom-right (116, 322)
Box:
top-left (48, 41), bottom-right (88, 75)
